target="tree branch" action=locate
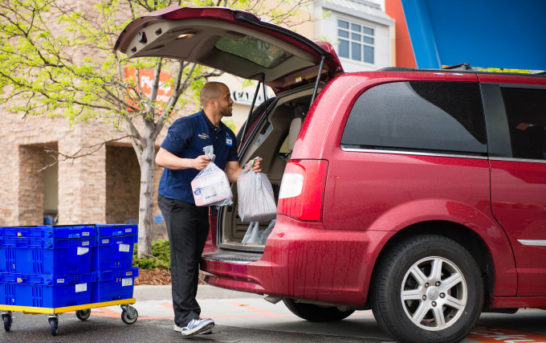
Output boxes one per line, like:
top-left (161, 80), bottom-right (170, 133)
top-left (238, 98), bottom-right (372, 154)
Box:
top-left (0, 70), bottom-right (114, 112)
top-left (148, 58), bottom-right (163, 112)
top-left (37, 135), bottom-right (132, 173)
top-left (152, 60), bottom-right (189, 139)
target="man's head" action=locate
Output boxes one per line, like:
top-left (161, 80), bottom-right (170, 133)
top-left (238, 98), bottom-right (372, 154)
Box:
top-left (201, 82), bottom-right (233, 118)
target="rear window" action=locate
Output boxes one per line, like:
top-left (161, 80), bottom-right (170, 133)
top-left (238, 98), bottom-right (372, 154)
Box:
top-left (501, 87), bottom-right (546, 160)
top-left (341, 81), bottom-right (487, 155)
top-left (215, 36), bottom-right (291, 68)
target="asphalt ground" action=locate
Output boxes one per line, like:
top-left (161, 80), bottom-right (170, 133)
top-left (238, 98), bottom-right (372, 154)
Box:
top-left (1, 285), bottom-right (546, 342)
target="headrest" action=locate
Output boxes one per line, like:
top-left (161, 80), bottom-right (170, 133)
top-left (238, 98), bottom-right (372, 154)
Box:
top-left (287, 117), bottom-right (302, 151)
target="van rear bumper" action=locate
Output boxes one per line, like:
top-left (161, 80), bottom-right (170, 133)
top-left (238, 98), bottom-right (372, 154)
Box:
top-left (201, 215), bottom-right (391, 306)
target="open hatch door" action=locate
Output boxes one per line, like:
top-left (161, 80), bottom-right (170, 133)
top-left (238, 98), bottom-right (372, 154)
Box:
top-left (114, 6), bottom-right (343, 92)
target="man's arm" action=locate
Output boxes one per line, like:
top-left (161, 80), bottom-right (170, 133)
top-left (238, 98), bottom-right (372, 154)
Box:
top-left (225, 161), bottom-right (243, 183)
top-left (225, 158), bottom-right (263, 183)
top-left (155, 147), bottom-right (210, 171)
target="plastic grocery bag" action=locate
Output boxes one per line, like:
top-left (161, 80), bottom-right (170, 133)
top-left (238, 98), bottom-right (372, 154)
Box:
top-left (242, 219), bottom-right (276, 245)
top-left (237, 159), bottom-right (277, 223)
top-left (191, 145), bottom-right (233, 207)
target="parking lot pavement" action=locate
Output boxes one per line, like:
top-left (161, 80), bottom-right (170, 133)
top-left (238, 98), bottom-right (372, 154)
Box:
top-left (2, 285), bottom-right (546, 342)
top-left (135, 286), bottom-right (546, 343)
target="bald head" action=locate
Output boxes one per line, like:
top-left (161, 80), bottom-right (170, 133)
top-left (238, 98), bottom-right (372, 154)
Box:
top-left (200, 82), bottom-right (229, 108)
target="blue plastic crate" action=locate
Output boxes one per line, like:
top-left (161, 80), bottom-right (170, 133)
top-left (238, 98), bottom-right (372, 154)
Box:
top-left (96, 235), bottom-right (137, 270)
top-left (0, 272), bottom-right (95, 308)
top-left (0, 225), bottom-right (96, 239)
top-left (0, 237), bottom-right (95, 274)
top-left (95, 224), bottom-right (137, 237)
top-left (92, 267), bottom-right (138, 303)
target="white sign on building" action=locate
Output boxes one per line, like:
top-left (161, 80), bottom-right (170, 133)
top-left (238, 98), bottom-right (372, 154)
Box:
top-left (232, 90), bottom-right (267, 106)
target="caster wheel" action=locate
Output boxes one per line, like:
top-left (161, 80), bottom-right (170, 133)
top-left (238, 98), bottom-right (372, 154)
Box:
top-left (76, 309), bottom-right (91, 321)
top-left (2, 313), bottom-right (12, 332)
top-left (48, 317), bottom-right (59, 336)
top-left (121, 306), bottom-right (138, 325)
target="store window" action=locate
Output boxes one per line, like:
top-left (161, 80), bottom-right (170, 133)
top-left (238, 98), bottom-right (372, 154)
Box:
top-left (337, 18), bottom-right (375, 64)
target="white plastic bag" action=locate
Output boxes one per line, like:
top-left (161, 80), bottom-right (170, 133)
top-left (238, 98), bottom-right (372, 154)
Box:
top-left (241, 221), bottom-right (259, 244)
top-left (237, 160), bottom-right (277, 223)
top-left (242, 219), bottom-right (276, 245)
top-left (191, 146), bottom-right (233, 207)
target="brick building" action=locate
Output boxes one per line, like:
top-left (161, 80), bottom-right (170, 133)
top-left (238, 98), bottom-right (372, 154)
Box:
top-left (0, 111), bottom-right (166, 238)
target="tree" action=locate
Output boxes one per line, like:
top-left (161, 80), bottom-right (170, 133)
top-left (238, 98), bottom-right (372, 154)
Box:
top-left (0, 0), bottom-right (309, 257)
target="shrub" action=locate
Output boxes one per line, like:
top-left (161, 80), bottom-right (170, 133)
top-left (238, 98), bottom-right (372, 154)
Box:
top-left (133, 239), bottom-right (170, 270)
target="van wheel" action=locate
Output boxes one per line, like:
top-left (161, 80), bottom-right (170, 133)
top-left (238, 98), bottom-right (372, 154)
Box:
top-left (283, 299), bottom-right (354, 322)
top-left (371, 235), bottom-right (483, 343)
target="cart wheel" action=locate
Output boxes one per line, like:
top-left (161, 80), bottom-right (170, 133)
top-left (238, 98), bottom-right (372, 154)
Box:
top-left (48, 317), bottom-right (59, 336)
top-left (2, 313), bottom-right (12, 332)
top-left (121, 306), bottom-right (138, 325)
top-left (76, 309), bottom-right (91, 321)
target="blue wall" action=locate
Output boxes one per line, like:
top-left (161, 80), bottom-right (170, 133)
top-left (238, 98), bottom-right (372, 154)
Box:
top-left (402, 0), bottom-right (546, 70)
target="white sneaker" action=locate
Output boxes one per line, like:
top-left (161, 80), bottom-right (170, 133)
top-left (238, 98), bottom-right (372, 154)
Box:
top-left (173, 323), bottom-right (212, 334)
top-left (180, 318), bottom-right (215, 337)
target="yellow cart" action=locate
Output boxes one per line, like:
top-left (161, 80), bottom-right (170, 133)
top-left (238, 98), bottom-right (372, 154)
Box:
top-left (0, 298), bottom-right (138, 336)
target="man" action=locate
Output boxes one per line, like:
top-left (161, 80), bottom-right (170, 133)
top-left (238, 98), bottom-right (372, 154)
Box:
top-left (156, 82), bottom-right (261, 337)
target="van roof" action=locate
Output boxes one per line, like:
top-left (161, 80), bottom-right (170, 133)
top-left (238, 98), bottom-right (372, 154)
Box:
top-left (377, 66), bottom-right (546, 79)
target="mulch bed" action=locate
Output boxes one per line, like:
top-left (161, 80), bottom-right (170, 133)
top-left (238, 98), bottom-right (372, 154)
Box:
top-left (135, 268), bottom-right (171, 285)
top-left (134, 268), bottom-right (206, 285)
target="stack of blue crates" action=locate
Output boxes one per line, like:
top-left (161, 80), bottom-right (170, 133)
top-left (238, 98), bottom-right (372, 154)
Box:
top-left (93, 224), bottom-right (138, 303)
top-left (0, 225), bottom-right (96, 308)
top-left (0, 224), bottom-right (138, 308)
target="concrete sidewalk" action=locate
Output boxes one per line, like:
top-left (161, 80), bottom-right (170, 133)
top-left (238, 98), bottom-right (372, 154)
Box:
top-left (134, 284), bottom-right (263, 301)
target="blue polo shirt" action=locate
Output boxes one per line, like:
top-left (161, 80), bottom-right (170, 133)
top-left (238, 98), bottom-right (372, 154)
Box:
top-left (158, 110), bottom-right (239, 204)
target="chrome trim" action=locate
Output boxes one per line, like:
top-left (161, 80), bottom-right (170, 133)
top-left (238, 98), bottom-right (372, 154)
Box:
top-left (490, 157), bottom-right (546, 164)
top-left (518, 239), bottom-right (546, 247)
top-left (340, 146), bottom-right (488, 160)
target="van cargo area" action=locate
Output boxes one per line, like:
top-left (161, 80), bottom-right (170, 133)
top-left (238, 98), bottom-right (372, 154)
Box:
top-left (219, 87), bottom-right (315, 249)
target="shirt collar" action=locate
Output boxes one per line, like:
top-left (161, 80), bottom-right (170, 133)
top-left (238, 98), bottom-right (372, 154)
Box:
top-left (201, 110), bottom-right (223, 134)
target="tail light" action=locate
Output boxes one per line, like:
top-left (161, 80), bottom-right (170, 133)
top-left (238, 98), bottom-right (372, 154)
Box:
top-left (278, 159), bottom-right (328, 221)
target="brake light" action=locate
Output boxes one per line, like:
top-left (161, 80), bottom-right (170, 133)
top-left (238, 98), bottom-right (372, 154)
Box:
top-left (278, 159), bottom-right (328, 221)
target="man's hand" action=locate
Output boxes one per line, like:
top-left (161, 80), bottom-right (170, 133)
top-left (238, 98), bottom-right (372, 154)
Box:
top-left (250, 157), bottom-right (263, 173)
top-left (193, 155), bottom-right (211, 170)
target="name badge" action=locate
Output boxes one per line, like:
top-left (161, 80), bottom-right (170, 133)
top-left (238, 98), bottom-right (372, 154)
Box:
top-left (226, 137), bottom-right (233, 147)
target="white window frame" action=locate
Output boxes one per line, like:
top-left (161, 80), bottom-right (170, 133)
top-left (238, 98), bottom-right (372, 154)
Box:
top-left (337, 16), bottom-right (376, 65)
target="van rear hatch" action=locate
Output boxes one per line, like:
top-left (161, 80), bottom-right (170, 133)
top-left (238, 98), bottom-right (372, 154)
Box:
top-left (114, 6), bottom-right (343, 92)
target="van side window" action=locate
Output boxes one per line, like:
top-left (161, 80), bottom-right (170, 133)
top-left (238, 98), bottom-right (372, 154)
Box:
top-left (501, 87), bottom-right (546, 160)
top-left (341, 81), bottom-right (487, 155)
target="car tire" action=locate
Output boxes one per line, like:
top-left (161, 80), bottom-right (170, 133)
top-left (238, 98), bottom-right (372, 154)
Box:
top-left (283, 299), bottom-right (354, 322)
top-left (371, 234), bottom-right (483, 343)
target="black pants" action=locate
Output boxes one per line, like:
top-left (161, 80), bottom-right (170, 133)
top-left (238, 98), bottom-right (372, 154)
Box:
top-left (158, 195), bottom-right (210, 327)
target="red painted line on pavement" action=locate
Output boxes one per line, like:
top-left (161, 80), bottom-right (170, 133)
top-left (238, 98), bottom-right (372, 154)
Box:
top-left (468, 325), bottom-right (546, 342)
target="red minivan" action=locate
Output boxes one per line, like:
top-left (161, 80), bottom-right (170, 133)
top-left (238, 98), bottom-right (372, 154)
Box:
top-left (116, 7), bottom-right (546, 343)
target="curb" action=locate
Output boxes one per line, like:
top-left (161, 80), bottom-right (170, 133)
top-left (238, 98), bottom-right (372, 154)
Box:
top-left (134, 284), bottom-right (263, 301)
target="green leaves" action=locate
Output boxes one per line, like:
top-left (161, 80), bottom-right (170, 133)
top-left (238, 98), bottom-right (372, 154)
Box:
top-left (133, 239), bottom-right (171, 269)
top-left (1, 0), bottom-right (310, 125)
